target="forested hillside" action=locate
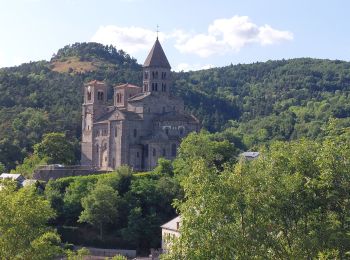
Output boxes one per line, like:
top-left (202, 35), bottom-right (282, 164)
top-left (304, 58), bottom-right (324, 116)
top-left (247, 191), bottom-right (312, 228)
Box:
top-left (1, 42), bottom-right (350, 170)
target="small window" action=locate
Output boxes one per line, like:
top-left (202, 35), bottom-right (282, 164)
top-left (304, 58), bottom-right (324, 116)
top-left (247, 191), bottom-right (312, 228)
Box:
top-left (133, 129), bottom-right (137, 138)
top-left (103, 143), bottom-right (107, 150)
top-left (137, 152), bottom-right (140, 158)
top-left (180, 128), bottom-right (184, 135)
top-left (171, 144), bottom-right (177, 156)
top-left (153, 148), bottom-right (156, 157)
top-left (165, 128), bottom-right (169, 135)
top-left (144, 83), bottom-right (148, 92)
top-left (87, 91), bottom-right (92, 101)
top-left (96, 145), bottom-right (99, 153)
top-left (148, 107), bottom-right (151, 113)
top-left (144, 144), bottom-right (149, 157)
top-left (115, 128), bottom-right (117, 137)
top-left (105, 157), bottom-right (107, 162)
top-left (144, 71), bottom-right (149, 79)
top-left (162, 148), bottom-right (166, 156)
top-left (87, 125), bottom-right (90, 131)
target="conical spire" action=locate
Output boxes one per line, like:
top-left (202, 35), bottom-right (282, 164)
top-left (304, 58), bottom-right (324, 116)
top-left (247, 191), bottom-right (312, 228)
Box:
top-left (143, 38), bottom-right (171, 69)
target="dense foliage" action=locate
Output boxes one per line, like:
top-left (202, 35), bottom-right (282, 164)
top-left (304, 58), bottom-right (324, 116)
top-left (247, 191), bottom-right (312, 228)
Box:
top-left (163, 124), bottom-right (350, 259)
top-left (0, 182), bottom-right (62, 259)
top-left (45, 164), bottom-right (181, 253)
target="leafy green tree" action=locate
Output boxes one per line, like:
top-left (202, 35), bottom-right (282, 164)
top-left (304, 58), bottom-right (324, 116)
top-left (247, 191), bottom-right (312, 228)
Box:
top-left (0, 162), bottom-right (5, 173)
top-left (11, 153), bottom-right (47, 178)
top-left (34, 132), bottom-right (76, 165)
top-left (79, 181), bottom-right (120, 239)
top-left (0, 183), bottom-right (62, 259)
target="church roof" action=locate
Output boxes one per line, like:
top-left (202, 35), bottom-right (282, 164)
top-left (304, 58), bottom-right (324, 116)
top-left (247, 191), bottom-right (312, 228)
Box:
top-left (115, 83), bottom-right (141, 89)
top-left (154, 111), bottom-right (199, 123)
top-left (94, 108), bottom-right (142, 123)
top-left (85, 80), bottom-right (106, 86)
top-left (143, 38), bottom-right (171, 69)
top-left (128, 92), bottom-right (151, 102)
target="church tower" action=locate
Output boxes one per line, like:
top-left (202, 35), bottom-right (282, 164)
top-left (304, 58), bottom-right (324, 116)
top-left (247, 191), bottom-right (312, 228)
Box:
top-left (142, 38), bottom-right (171, 96)
top-left (81, 80), bottom-right (107, 166)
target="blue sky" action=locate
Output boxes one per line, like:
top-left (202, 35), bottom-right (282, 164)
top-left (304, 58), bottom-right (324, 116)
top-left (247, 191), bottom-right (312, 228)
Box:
top-left (0, 0), bottom-right (349, 71)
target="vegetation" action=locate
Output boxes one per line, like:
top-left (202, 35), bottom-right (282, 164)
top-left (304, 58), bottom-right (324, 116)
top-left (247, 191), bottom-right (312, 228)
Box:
top-left (163, 124), bottom-right (350, 259)
top-left (0, 182), bottom-right (62, 259)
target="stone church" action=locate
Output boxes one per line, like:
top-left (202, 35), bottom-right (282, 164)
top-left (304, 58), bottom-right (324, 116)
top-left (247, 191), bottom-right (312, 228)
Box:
top-left (81, 38), bottom-right (200, 171)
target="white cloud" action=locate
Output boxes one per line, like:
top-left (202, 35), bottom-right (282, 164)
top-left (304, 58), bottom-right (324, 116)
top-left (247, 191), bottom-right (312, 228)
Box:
top-left (175, 63), bottom-right (214, 72)
top-left (0, 51), bottom-right (6, 68)
top-left (91, 25), bottom-right (165, 54)
top-left (175, 15), bottom-right (293, 57)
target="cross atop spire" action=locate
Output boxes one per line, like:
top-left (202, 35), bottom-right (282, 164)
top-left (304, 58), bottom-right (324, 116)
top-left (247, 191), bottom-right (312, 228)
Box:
top-left (156, 24), bottom-right (159, 39)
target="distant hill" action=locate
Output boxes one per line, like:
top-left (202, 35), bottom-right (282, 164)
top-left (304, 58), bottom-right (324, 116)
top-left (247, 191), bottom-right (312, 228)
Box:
top-left (1, 42), bottom-right (350, 169)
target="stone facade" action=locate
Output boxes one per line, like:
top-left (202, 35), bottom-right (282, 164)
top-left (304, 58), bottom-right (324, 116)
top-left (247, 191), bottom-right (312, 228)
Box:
top-left (81, 38), bottom-right (200, 171)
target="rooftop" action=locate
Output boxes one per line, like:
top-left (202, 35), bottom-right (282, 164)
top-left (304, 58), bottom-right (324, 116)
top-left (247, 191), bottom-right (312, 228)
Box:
top-left (161, 216), bottom-right (181, 232)
top-left (143, 38), bottom-right (171, 69)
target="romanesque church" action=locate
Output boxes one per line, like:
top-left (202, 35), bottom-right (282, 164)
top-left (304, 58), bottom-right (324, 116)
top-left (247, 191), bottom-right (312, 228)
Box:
top-left (81, 38), bottom-right (200, 171)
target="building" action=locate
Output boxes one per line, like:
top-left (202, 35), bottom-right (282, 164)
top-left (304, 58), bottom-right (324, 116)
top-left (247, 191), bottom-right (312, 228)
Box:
top-left (81, 38), bottom-right (200, 171)
top-left (161, 216), bottom-right (181, 251)
top-left (240, 151), bottom-right (260, 160)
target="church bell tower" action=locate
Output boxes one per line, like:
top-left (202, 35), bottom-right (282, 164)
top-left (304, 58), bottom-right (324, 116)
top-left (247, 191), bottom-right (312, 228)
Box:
top-left (142, 38), bottom-right (171, 96)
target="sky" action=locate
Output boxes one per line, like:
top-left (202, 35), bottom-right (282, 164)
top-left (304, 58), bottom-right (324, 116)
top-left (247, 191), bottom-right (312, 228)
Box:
top-left (0, 0), bottom-right (349, 71)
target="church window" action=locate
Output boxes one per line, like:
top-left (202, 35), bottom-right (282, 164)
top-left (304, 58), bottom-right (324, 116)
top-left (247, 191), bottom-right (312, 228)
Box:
top-left (162, 83), bottom-right (167, 92)
top-left (87, 91), bottom-right (92, 101)
top-left (87, 125), bottom-right (90, 131)
top-left (137, 152), bottom-right (140, 158)
top-left (143, 83), bottom-right (148, 92)
top-left (180, 127), bottom-right (184, 135)
top-left (153, 148), bottom-right (156, 156)
top-left (155, 71), bottom-right (158, 79)
top-left (115, 128), bottom-right (117, 137)
top-left (96, 145), bottom-right (99, 153)
top-left (171, 144), bottom-right (177, 156)
top-left (103, 143), bottom-right (107, 150)
top-left (155, 83), bottom-right (158, 91)
top-left (148, 107), bottom-right (151, 113)
top-left (161, 72), bottom-right (167, 79)
top-left (133, 129), bottom-right (137, 138)
top-left (97, 91), bottom-right (104, 101)
top-left (105, 157), bottom-right (107, 162)
top-left (144, 71), bottom-right (149, 79)
top-left (152, 83), bottom-right (155, 91)
top-left (162, 148), bottom-right (166, 156)
top-left (144, 144), bottom-right (149, 157)
top-left (165, 128), bottom-right (169, 135)
top-left (152, 71), bottom-right (158, 79)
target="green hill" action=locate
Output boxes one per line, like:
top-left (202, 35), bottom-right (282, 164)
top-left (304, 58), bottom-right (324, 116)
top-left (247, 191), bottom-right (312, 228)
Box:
top-left (1, 42), bottom-right (350, 170)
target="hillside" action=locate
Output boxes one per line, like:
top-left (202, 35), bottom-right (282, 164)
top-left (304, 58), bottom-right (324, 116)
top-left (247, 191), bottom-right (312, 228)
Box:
top-left (1, 42), bottom-right (350, 170)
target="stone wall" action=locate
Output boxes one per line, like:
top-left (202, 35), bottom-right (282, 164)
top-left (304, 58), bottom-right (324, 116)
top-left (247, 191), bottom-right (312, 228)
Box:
top-left (33, 165), bottom-right (106, 181)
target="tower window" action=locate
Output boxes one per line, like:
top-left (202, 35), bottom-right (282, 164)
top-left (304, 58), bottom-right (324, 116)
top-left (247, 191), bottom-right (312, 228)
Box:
top-left (115, 128), bottom-right (117, 137)
top-left (97, 91), bottom-right (104, 101)
top-left (133, 129), bottom-right (137, 138)
top-left (180, 128), bottom-right (184, 135)
top-left (152, 71), bottom-right (158, 79)
top-left (153, 148), bottom-right (156, 157)
top-left (96, 145), bottom-right (99, 153)
top-left (155, 83), bottom-right (158, 91)
top-left (144, 71), bottom-right (149, 79)
top-left (165, 128), bottom-right (169, 135)
top-left (137, 152), bottom-right (140, 158)
top-left (171, 144), bottom-right (177, 156)
top-left (143, 83), bottom-right (148, 92)
top-left (162, 83), bottom-right (167, 92)
top-left (162, 72), bottom-right (167, 79)
top-left (87, 91), bottom-right (92, 101)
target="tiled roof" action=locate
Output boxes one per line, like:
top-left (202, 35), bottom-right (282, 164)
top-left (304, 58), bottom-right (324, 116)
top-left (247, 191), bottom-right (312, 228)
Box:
top-left (154, 111), bottom-right (199, 123)
top-left (128, 92), bottom-right (151, 102)
top-left (143, 38), bottom-right (171, 69)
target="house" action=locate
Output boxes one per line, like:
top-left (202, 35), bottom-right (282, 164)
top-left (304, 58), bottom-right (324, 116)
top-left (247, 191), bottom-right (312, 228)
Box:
top-left (240, 151), bottom-right (260, 160)
top-left (160, 216), bottom-right (181, 251)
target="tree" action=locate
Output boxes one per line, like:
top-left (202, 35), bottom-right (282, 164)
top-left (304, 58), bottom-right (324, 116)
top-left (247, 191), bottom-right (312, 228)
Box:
top-left (79, 181), bottom-right (120, 239)
top-left (0, 162), bottom-right (5, 173)
top-left (0, 183), bottom-right (62, 259)
top-left (165, 132), bottom-right (350, 259)
top-left (34, 132), bottom-right (76, 165)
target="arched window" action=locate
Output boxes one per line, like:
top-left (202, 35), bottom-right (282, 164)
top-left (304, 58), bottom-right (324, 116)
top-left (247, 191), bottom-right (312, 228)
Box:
top-left (165, 128), bottom-right (169, 135)
top-left (133, 129), bottom-right (137, 138)
top-left (96, 145), bottom-right (99, 153)
top-left (144, 71), bottom-right (149, 79)
top-left (179, 127), bottom-right (184, 135)
top-left (144, 144), bottom-right (149, 157)
top-left (153, 148), bottom-right (156, 157)
top-left (115, 128), bottom-right (118, 137)
top-left (137, 152), bottom-right (140, 158)
top-left (87, 91), bottom-right (92, 101)
top-left (171, 144), bottom-right (177, 156)
top-left (97, 91), bottom-right (104, 101)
